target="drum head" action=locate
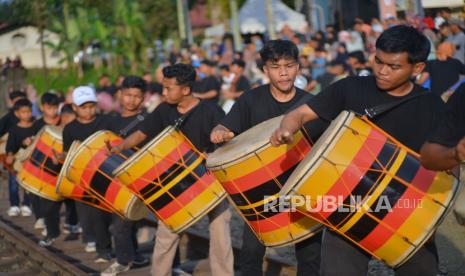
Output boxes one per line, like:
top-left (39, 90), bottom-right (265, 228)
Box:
top-left (280, 111), bottom-right (353, 195)
top-left (56, 141), bottom-right (81, 191)
top-left (44, 125), bottom-right (63, 141)
top-left (126, 198), bottom-right (149, 220)
top-left (113, 126), bottom-right (174, 176)
top-left (207, 115), bottom-right (284, 168)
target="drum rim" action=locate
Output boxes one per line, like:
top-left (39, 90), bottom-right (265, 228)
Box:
top-left (169, 192), bottom-right (227, 233)
top-left (43, 125), bottom-right (64, 141)
top-left (112, 126), bottom-right (174, 176)
top-left (17, 176), bottom-right (64, 201)
top-left (280, 110), bottom-right (353, 196)
top-left (63, 130), bottom-right (111, 180)
top-left (206, 116), bottom-right (284, 169)
top-left (56, 141), bottom-right (81, 193)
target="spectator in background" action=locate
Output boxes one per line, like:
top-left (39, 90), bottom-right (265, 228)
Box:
top-left (96, 74), bottom-right (117, 96)
top-left (347, 50), bottom-right (372, 76)
top-left (446, 18), bottom-right (465, 63)
top-left (311, 47), bottom-right (327, 79)
top-left (417, 42), bottom-right (465, 96)
top-left (193, 59), bottom-right (221, 104)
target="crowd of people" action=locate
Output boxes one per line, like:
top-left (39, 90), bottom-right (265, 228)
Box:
top-left (0, 9), bottom-right (465, 276)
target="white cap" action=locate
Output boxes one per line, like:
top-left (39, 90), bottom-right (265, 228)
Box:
top-left (72, 86), bottom-right (97, 106)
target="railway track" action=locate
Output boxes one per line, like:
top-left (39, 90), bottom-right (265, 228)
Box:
top-left (0, 198), bottom-right (297, 276)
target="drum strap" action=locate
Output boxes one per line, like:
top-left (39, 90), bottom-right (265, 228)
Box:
top-left (119, 113), bottom-right (146, 137)
top-left (173, 100), bottom-right (204, 129)
top-left (364, 92), bottom-right (426, 119)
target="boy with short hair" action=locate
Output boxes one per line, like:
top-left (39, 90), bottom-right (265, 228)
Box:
top-left (62, 86), bottom-right (112, 258)
top-left (5, 98), bottom-right (38, 217)
top-left (101, 75), bottom-right (150, 275)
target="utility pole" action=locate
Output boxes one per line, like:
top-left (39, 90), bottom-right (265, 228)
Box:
top-left (265, 0), bottom-right (277, 39)
top-left (176, 0), bottom-right (187, 44)
top-left (230, 0), bottom-right (242, 51)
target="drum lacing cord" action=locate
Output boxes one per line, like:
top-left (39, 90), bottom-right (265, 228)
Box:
top-left (310, 124), bottom-right (427, 254)
top-left (235, 137), bottom-right (316, 239)
top-left (71, 141), bottom-right (131, 218)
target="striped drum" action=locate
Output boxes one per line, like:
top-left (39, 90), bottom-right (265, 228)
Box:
top-left (114, 126), bottom-right (226, 233)
top-left (17, 126), bottom-right (64, 201)
top-left (206, 116), bottom-right (322, 247)
top-left (281, 111), bottom-right (459, 267)
top-left (63, 131), bottom-right (147, 220)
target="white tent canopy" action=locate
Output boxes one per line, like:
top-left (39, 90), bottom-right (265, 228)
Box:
top-left (422, 0), bottom-right (464, 8)
top-left (238, 0), bottom-right (308, 34)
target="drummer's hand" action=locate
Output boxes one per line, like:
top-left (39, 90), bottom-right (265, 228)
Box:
top-left (455, 137), bottom-right (465, 163)
top-left (210, 126), bottom-right (235, 144)
top-left (270, 127), bottom-right (293, 147)
top-left (5, 154), bottom-right (14, 165)
top-left (23, 137), bottom-right (33, 147)
top-left (105, 139), bottom-right (121, 156)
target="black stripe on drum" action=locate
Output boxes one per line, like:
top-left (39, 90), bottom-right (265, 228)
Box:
top-left (229, 163), bottom-right (298, 208)
top-left (120, 148), bottom-right (135, 159)
top-left (30, 149), bottom-right (62, 176)
top-left (148, 158), bottom-right (207, 211)
top-left (326, 141), bottom-right (399, 227)
top-left (89, 170), bottom-right (113, 198)
top-left (138, 150), bottom-right (198, 200)
top-left (344, 152), bottom-right (420, 242)
top-left (88, 154), bottom-right (127, 198)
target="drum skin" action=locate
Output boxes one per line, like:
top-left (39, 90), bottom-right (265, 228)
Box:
top-left (207, 116), bottom-right (322, 248)
top-left (281, 111), bottom-right (459, 267)
top-left (17, 126), bottom-right (64, 201)
top-left (114, 126), bottom-right (226, 233)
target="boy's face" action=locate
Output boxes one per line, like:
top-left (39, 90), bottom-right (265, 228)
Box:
top-left (120, 88), bottom-right (144, 112)
top-left (373, 49), bottom-right (424, 91)
top-left (263, 57), bottom-right (299, 94)
top-left (42, 103), bottom-right (59, 118)
top-left (230, 64), bottom-right (243, 75)
top-left (72, 102), bottom-right (97, 121)
top-left (14, 106), bottom-right (32, 122)
top-left (162, 77), bottom-right (189, 104)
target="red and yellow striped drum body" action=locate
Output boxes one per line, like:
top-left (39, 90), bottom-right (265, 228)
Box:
top-left (114, 126), bottom-right (226, 233)
top-left (17, 126), bottom-right (64, 201)
top-left (281, 111), bottom-right (459, 267)
top-left (56, 141), bottom-right (113, 212)
top-left (63, 131), bottom-right (147, 220)
top-left (207, 116), bottom-right (322, 247)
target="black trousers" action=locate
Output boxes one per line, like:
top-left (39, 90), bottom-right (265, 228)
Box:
top-left (75, 202), bottom-right (96, 243)
top-left (240, 225), bottom-right (322, 276)
top-left (320, 228), bottom-right (439, 276)
top-left (112, 215), bottom-right (139, 265)
top-left (64, 199), bottom-right (78, 226)
top-left (88, 207), bottom-right (113, 255)
top-left (41, 198), bottom-right (61, 238)
top-left (30, 194), bottom-right (45, 219)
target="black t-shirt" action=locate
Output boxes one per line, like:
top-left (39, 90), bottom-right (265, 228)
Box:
top-left (6, 122), bottom-right (42, 154)
top-left (107, 113), bottom-right (146, 138)
top-left (192, 76), bottom-right (221, 103)
top-left (307, 76), bottom-right (445, 152)
top-left (235, 75), bottom-right (251, 92)
top-left (425, 58), bottom-right (465, 95)
top-left (140, 101), bottom-right (224, 153)
top-left (428, 84), bottom-right (465, 147)
top-left (221, 84), bottom-right (328, 142)
top-left (63, 115), bottom-right (110, 151)
top-left (0, 110), bottom-right (19, 137)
